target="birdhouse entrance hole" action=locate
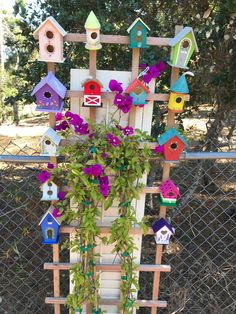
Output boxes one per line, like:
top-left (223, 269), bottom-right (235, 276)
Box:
top-left (47, 190), bottom-right (53, 196)
top-left (46, 31), bottom-right (54, 39)
top-left (161, 230), bottom-right (167, 235)
top-left (182, 40), bottom-right (190, 48)
top-left (170, 142), bottom-right (178, 150)
top-left (44, 91), bottom-right (52, 98)
top-left (91, 32), bottom-right (97, 39)
top-left (168, 192), bottom-right (174, 197)
top-left (90, 84), bottom-right (95, 90)
top-left (175, 97), bottom-right (182, 103)
top-left (45, 140), bottom-right (51, 145)
top-left (47, 45), bottom-right (54, 53)
top-left (46, 228), bottom-right (54, 239)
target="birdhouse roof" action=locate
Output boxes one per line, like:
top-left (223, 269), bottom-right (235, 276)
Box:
top-left (85, 11), bottom-right (101, 29)
top-left (39, 205), bottom-right (62, 226)
top-left (81, 78), bottom-right (103, 88)
top-left (170, 74), bottom-right (189, 94)
top-left (168, 26), bottom-right (199, 52)
top-left (125, 79), bottom-right (150, 94)
top-left (157, 127), bottom-right (188, 147)
top-left (152, 218), bottom-right (174, 234)
top-left (39, 127), bottom-right (61, 145)
top-left (160, 179), bottom-right (180, 197)
top-left (34, 16), bottom-right (67, 39)
top-left (31, 72), bottom-right (67, 99)
top-left (127, 18), bottom-right (150, 33)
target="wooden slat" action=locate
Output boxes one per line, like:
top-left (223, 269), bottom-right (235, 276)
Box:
top-left (60, 225), bottom-right (154, 235)
top-left (44, 263), bottom-right (171, 272)
top-left (89, 50), bottom-right (97, 123)
top-left (64, 33), bottom-right (171, 47)
top-left (45, 297), bottom-right (167, 308)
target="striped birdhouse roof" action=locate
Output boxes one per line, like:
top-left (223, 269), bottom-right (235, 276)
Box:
top-left (168, 26), bottom-right (199, 52)
top-left (34, 16), bottom-right (67, 39)
top-left (125, 79), bottom-right (150, 94)
top-left (157, 128), bottom-right (188, 147)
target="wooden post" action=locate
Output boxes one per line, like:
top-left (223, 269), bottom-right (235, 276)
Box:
top-left (151, 26), bottom-right (182, 314)
top-left (89, 50), bottom-right (97, 123)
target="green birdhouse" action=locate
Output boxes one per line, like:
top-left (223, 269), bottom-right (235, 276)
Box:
top-left (168, 27), bottom-right (199, 69)
top-left (127, 18), bottom-right (150, 49)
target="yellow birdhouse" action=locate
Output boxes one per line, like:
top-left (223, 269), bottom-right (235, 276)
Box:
top-left (84, 11), bottom-right (102, 50)
top-left (168, 72), bottom-right (194, 113)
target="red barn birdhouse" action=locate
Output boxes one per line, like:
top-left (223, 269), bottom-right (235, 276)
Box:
top-left (82, 78), bottom-right (103, 107)
top-left (159, 179), bottom-right (180, 207)
top-left (157, 128), bottom-right (188, 161)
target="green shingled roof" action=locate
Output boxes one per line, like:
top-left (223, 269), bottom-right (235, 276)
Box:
top-left (85, 11), bottom-right (101, 29)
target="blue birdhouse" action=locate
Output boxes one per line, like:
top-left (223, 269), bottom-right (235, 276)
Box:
top-left (39, 206), bottom-right (61, 244)
top-left (127, 18), bottom-right (150, 49)
top-left (125, 79), bottom-right (150, 105)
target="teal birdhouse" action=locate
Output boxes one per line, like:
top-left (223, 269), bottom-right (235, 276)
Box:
top-left (127, 18), bottom-right (150, 49)
top-left (125, 79), bottom-right (150, 105)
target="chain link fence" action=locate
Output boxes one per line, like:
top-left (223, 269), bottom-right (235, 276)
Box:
top-left (0, 138), bottom-right (235, 314)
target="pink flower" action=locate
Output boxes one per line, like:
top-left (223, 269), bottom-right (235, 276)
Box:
top-left (114, 93), bottom-right (124, 105)
top-left (149, 66), bottom-right (160, 78)
top-left (109, 80), bottom-right (123, 93)
top-left (143, 73), bottom-right (152, 84)
top-left (123, 126), bottom-right (134, 136)
top-left (83, 164), bottom-right (103, 177)
top-left (65, 111), bottom-right (74, 119)
top-left (37, 171), bottom-right (50, 183)
top-left (52, 207), bottom-right (64, 218)
top-left (100, 184), bottom-right (109, 198)
top-left (154, 145), bottom-right (164, 154)
top-left (156, 61), bottom-right (166, 72)
top-left (47, 163), bottom-right (54, 169)
top-left (58, 191), bottom-right (65, 200)
top-left (107, 133), bottom-right (120, 147)
top-left (99, 176), bottom-right (109, 186)
top-left (74, 123), bottom-right (89, 135)
top-left (138, 104), bottom-right (145, 108)
top-left (70, 114), bottom-right (83, 126)
top-left (139, 63), bottom-right (148, 70)
top-left (55, 113), bottom-right (63, 121)
top-left (101, 152), bottom-right (107, 159)
top-left (89, 133), bottom-right (94, 139)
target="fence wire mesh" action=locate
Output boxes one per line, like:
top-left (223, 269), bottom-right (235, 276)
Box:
top-left (0, 139), bottom-right (235, 314)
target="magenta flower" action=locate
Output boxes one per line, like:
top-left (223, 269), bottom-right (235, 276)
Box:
top-left (100, 184), bottom-right (109, 198)
top-left (89, 133), bottom-right (94, 139)
top-left (74, 123), bottom-right (89, 135)
top-left (99, 176), bottom-right (109, 186)
top-left (149, 66), bottom-right (160, 78)
top-left (154, 145), bottom-right (164, 154)
top-left (143, 73), bottom-right (152, 84)
top-left (156, 61), bottom-right (166, 72)
top-left (107, 133), bottom-right (121, 147)
top-left (52, 207), bottom-right (64, 218)
top-left (47, 163), bottom-right (54, 169)
top-left (55, 113), bottom-right (63, 121)
top-left (139, 63), bottom-right (148, 70)
top-left (138, 104), bottom-right (145, 108)
top-left (58, 191), bottom-right (65, 200)
top-left (109, 80), bottom-right (123, 93)
top-left (83, 164), bottom-right (103, 177)
top-left (37, 171), bottom-right (50, 183)
top-left (70, 114), bottom-right (83, 126)
top-left (54, 124), bottom-right (62, 131)
top-left (101, 152), bottom-right (107, 159)
top-left (65, 111), bottom-right (74, 119)
top-left (123, 126), bottom-right (134, 136)
top-left (114, 93), bottom-right (125, 105)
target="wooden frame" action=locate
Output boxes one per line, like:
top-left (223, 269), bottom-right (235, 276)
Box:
top-left (43, 27), bottom-right (187, 314)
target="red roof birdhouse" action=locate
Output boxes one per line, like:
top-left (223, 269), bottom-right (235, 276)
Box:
top-left (159, 179), bottom-right (180, 207)
top-left (82, 78), bottom-right (103, 107)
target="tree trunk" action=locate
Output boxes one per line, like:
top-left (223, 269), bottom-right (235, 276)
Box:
top-left (13, 102), bottom-right (19, 126)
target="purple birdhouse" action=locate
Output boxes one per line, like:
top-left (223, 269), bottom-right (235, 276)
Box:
top-left (159, 179), bottom-right (180, 207)
top-left (152, 218), bottom-right (174, 245)
top-left (31, 72), bottom-right (67, 113)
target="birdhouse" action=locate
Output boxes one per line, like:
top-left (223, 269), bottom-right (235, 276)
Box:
top-left (84, 11), bottom-right (102, 50)
top-left (41, 181), bottom-right (59, 201)
top-left (152, 218), bottom-right (174, 245)
top-left (39, 128), bottom-right (61, 156)
top-left (157, 128), bottom-right (188, 161)
top-left (31, 72), bottom-right (67, 112)
top-left (168, 72), bottom-right (193, 113)
top-left (168, 27), bottom-right (199, 69)
top-left (39, 206), bottom-right (62, 244)
top-left (34, 16), bottom-right (67, 63)
top-left (127, 18), bottom-right (150, 48)
top-left (159, 179), bottom-right (180, 207)
top-left (82, 78), bottom-right (103, 107)
top-left (125, 79), bottom-right (150, 105)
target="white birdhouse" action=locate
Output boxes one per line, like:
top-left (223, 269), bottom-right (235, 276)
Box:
top-left (152, 218), bottom-right (174, 245)
top-left (41, 181), bottom-right (59, 201)
top-left (34, 16), bottom-right (67, 63)
top-left (84, 11), bottom-right (102, 50)
top-left (39, 128), bottom-right (61, 156)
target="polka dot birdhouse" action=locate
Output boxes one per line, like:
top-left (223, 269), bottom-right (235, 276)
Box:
top-left (39, 128), bottom-right (61, 156)
top-left (168, 27), bottom-right (199, 69)
top-left (39, 205), bottom-right (62, 244)
top-left (41, 180), bottom-right (59, 201)
top-left (31, 72), bottom-right (67, 113)
top-left (152, 218), bottom-right (174, 245)
top-left (159, 179), bottom-right (180, 207)
top-left (127, 18), bottom-right (150, 49)
top-left (168, 72), bottom-right (193, 113)
top-left (34, 16), bottom-right (67, 63)
top-left (82, 78), bottom-right (103, 107)
top-left (125, 79), bottom-right (150, 105)
top-left (157, 128), bottom-right (188, 161)
top-left (85, 11), bottom-right (102, 50)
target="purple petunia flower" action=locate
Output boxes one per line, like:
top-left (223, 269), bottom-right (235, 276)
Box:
top-left (83, 164), bottom-right (103, 177)
top-left (100, 184), bottom-right (109, 198)
top-left (55, 113), bottom-right (63, 121)
top-left (65, 111), bottom-right (74, 119)
top-left (143, 73), bottom-right (153, 84)
top-left (99, 176), bottom-right (109, 186)
top-left (54, 124), bottom-right (62, 131)
top-left (47, 163), bottom-right (54, 169)
top-left (114, 93), bottom-right (125, 105)
top-left (109, 80), bottom-right (123, 93)
top-left (70, 114), bottom-right (83, 126)
top-left (107, 133), bottom-right (121, 147)
top-left (57, 120), bottom-right (69, 131)
top-left (149, 66), bottom-right (160, 78)
top-left (156, 61), bottom-right (166, 72)
top-left (154, 145), bottom-right (164, 154)
top-left (123, 126), bottom-right (134, 136)
top-left (52, 207), bottom-right (64, 218)
top-left (58, 191), bottom-right (65, 200)
top-left (74, 123), bottom-right (89, 135)
top-left (37, 171), bottom-right (50, 183)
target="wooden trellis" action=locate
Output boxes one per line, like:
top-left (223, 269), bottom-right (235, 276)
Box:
top-left (40, 24), bottom-right (189, 314)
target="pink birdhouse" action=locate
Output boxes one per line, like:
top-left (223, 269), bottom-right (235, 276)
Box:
top-left (34, 16), bottom-right (67, 63)
top-left (159, 179), bottom-right (180, 207)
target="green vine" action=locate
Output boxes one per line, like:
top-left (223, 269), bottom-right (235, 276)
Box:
top-left (40, 111), bottom-right (154, 313)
